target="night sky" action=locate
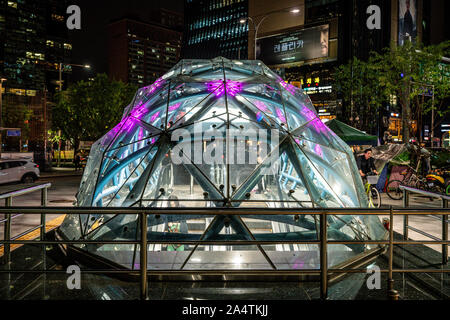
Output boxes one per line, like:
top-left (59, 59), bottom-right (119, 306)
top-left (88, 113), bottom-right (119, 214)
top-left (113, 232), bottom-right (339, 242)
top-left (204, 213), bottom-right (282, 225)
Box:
top-left (69, 0), bottom-right (184, 81)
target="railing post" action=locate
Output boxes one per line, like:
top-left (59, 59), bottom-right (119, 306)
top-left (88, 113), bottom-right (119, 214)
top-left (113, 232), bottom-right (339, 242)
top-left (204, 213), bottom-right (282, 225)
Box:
top-left (403, 189), bottom-right (409, 240)
top-left (320, 211), bottom-right (328, 300)
top-left (388, 206), bottom-right (399, 300)
top-left (140, 212), bottom-right (148, 300)
top-left (41, 187), bottom-right (48, 295)
top-left (40, 187), bottom-right (48, 240)
top-left (402, 189), bottom-right (409, 208)
top-left (2, 197), bottom-right (12, 265)
top-left (443, 198), bottom-right (448, 265)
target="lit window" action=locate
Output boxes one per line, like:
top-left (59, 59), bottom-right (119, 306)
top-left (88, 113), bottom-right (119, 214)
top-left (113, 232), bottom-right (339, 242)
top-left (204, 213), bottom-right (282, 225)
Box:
top-left (51, 14), bottom-right (64, 22)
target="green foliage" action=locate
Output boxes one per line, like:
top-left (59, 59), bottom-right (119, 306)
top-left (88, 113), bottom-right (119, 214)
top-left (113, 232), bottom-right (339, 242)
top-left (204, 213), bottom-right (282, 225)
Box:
top-left (335, 41), bottom-right (450, 141)
top-left (430, 149), bottom-right (450, 168)
top-left (334, 56), bottom-right (385, 133)
top-left (47, 129), bottom-right (62, 144)
top-left (1, 104), bottom-right (33, 141)
top-left (52, 74), bottom-right (137, 152)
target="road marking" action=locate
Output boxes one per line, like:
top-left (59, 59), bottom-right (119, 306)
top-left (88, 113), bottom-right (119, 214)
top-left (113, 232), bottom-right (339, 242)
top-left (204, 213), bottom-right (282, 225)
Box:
top-left (0, 214), bottom-right (66, 256)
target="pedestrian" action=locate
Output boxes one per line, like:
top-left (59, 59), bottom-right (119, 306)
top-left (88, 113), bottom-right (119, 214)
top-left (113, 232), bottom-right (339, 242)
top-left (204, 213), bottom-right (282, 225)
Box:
top-left (74, 153), bottom-right (81, 171)
top-left (356, 148), bottom-right (379, 179)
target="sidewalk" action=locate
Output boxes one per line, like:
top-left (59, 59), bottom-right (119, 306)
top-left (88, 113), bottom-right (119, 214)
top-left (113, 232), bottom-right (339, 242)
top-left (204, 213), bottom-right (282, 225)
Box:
top-left (40, 167), bottom-right (83, 178)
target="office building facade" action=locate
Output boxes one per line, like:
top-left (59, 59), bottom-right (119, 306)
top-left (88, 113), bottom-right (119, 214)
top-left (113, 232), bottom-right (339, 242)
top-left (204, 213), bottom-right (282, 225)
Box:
top-left (0, 0), bottom-right (72, 93)
top-left (107, 18), bottom-right (182, 86)
top-left (182, 0), bottom-right (249, 59)
top-left (0, 0), bottom-right (71, 166)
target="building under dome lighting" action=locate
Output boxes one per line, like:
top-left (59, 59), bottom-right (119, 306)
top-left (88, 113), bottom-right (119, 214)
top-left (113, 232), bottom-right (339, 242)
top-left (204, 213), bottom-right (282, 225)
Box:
top-left (57, 57), bottom-right (387, 271)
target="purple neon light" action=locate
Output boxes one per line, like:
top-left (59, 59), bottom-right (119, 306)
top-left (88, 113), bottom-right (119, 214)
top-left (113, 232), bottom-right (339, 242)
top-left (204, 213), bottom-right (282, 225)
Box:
top-left (300, 105), bottom-right (328, 135)
top-left (300, 105), bottom-right (316, 121)
top-left (276, 108), bottom-right (286, 123)
top-left (205, 80), bottom-right (242, 97)
top-left (279, 79), bottom-right (296, 95)
top-left (144, 77), bottom-right (164, 95)
top-left (138, 127), bottom-right (144, 141)
top-left (116, 117), bottom-right (134, 132)
top-left (314, 144), bottom-right (323, 158)
top-left (254, 100), bottom-right (268, 112)
top-left (150, 111), bottom-right (161, 123)
top-left (168, 102), bottom-right (182, 112)
top-left (131, 104), bottom-right (147, 119)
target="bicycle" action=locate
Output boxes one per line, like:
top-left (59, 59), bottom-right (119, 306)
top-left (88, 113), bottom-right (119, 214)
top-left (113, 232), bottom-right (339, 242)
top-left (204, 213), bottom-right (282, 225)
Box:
top-left (364, 173), bottom-right (381, 208)
top-left (385, 160), bottom-right (425, 200)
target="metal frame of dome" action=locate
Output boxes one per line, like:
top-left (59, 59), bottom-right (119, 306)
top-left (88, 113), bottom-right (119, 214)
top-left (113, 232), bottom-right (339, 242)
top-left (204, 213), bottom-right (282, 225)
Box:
top-left (58, 57), bottom-right (387, 271)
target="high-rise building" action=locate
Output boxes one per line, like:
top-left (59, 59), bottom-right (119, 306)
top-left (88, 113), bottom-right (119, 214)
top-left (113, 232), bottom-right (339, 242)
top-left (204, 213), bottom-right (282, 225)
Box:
top-left (0, 0), bottom-right (72, 166)
top-left (0, 0), bottom-right (72, 93)
top-left (149, 8), bottom-right (184, 32)
top-left (182, 0), bottom-right (249, 59)
top-left (107, 18), bottom-right (182, 86)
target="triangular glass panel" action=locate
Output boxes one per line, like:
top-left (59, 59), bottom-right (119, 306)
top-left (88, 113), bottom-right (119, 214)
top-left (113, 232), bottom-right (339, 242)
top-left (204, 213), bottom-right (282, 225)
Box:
top-left (293, 117), bottom-right (348, 153)
top-left (183, 245), bottom-right (273, 270)
top-left (91, 137), bottom-right (160, 208)
top-left (298, 139), bottom-right (361, 207)
top-left (290, 143), bottom-right (344, 208)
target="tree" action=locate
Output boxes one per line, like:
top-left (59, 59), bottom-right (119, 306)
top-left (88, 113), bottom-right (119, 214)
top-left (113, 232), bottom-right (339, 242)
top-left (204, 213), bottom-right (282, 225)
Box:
top-left (334, 56), bottom-right (385, 134)
top-left (412, 41), bottom-right (450, 140)
top-left (1, 103), bottom-right (33, 142)
top-left (335, 40), bottom-right (450, 142)
top-left (53, 74), bottom-right (137, 153)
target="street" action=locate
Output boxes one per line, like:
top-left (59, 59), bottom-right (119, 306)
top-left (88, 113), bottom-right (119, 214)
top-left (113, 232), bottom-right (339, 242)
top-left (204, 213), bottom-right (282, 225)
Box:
top-left (0, 175), bottom-right (81, 241)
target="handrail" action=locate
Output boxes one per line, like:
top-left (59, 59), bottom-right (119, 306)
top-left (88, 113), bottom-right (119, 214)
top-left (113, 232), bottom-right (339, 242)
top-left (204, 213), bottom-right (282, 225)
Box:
top-left (0, 207), bottom-right (448, 215)
top-left (400, 185), bottom-right (449, 265)
top-left (0, 183), bottom-right (50, 266)
top-left (0, 183), bottom-right (51, 200)
top-left (0, 206), bottom-right (449, 301)
top-left (399, 185), bottom-right (450, 201)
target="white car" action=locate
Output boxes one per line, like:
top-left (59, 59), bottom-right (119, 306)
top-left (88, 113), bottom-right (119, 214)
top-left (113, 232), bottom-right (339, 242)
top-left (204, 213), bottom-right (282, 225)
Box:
top-left (0, 160), bottom-right (40, 184)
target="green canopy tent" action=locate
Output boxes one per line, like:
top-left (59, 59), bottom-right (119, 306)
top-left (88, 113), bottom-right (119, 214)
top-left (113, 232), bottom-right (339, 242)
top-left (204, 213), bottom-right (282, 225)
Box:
top-left (326, 119), bottom-right (378, 146)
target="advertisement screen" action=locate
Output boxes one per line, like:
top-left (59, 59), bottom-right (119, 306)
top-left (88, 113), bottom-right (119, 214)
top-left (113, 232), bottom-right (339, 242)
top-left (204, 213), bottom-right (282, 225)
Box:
top-left (256, 24), bottom-right (329, 66)
top-left (398, 0), bottom-right (417, 45)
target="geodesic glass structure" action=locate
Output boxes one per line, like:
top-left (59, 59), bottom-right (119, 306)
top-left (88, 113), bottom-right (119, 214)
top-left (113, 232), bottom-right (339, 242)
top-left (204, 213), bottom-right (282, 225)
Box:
top-left (59, 57), bottom-right (386, 271)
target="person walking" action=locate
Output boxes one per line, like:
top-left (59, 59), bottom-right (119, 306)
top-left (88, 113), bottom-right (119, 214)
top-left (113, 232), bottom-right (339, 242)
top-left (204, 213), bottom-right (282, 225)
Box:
top-left (74, 153), bottom-right (81, 171)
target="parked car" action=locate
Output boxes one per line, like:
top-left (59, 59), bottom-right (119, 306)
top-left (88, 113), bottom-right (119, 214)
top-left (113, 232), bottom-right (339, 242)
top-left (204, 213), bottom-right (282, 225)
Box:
top-left (0, 160), bottom-right (40, 184)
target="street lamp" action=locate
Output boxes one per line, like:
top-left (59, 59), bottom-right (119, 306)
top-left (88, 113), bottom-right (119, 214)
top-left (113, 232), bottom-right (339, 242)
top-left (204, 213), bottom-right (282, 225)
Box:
top-left (58, 63), bottom-right (91, 91)
top-left (240, 6), bottom-right (301, 59)
top-left (0, 78), bottom-right (7, 159)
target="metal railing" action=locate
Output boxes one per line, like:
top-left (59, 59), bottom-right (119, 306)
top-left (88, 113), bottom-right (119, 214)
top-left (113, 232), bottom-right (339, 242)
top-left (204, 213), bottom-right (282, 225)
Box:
top-left (400, 185), bottom-right (449, 264)
top-left (0, 206), bottom-right (448, 300)
top-left (0, 183), bottom-right (50, 264)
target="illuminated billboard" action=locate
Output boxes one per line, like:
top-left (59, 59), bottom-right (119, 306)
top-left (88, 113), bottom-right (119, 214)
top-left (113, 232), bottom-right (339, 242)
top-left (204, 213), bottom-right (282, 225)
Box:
top-left (256, 24), bottom-right (329, 65)
top-left (398, 0), bottom-right (417, 45)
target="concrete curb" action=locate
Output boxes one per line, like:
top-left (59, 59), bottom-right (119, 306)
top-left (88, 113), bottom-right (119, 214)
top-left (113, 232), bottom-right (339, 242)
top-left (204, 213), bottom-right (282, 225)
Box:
top-left (40, 172), bottom-right (83, 179)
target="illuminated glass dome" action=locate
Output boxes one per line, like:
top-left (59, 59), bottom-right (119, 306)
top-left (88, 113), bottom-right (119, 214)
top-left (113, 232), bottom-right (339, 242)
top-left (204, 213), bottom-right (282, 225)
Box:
top-left (59, 57), bottom-right (386, 271)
